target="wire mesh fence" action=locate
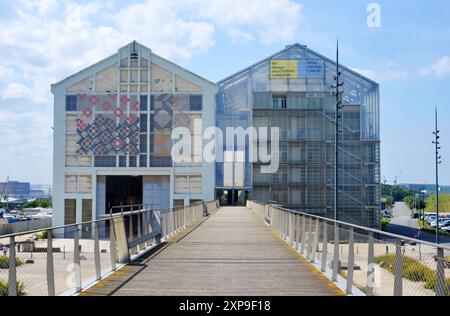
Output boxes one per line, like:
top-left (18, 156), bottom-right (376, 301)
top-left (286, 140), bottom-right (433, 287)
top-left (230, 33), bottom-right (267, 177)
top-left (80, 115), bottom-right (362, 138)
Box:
top-left (250, 201), bottom-right (450, 296)
top-left (0, 201), bottom-right (211, 296)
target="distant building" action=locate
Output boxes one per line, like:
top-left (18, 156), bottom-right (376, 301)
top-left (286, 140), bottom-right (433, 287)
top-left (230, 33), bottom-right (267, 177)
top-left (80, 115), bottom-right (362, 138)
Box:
top-left (0, 181), bottom-right (30, 198)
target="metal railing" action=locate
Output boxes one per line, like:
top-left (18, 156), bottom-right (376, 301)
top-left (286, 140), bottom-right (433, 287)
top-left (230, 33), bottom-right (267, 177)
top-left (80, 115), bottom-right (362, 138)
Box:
top-left (0, 200), bottom-right (215, 296)
top-left (248, 201), bottom-right (450, 296)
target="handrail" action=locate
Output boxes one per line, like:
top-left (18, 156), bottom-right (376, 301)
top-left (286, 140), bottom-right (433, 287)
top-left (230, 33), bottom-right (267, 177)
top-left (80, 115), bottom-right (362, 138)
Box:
top-left (259, 201), bottom-right (450, 251)
top-left (1, 200), bottom-right (216, 296)
top-left (249, 200), bottom-right (450, 296)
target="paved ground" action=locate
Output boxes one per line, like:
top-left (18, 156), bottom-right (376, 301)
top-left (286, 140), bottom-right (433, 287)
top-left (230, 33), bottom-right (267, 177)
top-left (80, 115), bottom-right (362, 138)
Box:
top-left (82, 207), bottom-right (344, 296)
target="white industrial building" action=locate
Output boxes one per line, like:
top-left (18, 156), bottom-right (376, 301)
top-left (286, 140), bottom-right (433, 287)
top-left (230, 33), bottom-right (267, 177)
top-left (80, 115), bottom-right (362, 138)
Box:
top-left (51, 41), bottom-right (217, 227)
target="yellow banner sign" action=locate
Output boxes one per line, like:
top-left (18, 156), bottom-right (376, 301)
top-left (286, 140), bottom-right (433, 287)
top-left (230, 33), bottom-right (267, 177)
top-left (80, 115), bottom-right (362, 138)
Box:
top-left (270, 60), bottom-right (298, 79)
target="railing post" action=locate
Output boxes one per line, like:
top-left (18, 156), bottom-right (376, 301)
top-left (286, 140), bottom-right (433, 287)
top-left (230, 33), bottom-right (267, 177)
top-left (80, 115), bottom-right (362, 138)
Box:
top-left (110, 218), bottom-right (117, 271)
top-left (366, 232), bottom-right (374, 296)
top-left (394, 238), bottom-right (403, 296)
top-left (288, 212), bottom-right (293, 244)
top-left (346, 227), bottom-right (354, 294)
top-left (47, 230), bottom-right (55, 296)
top-left (307, 216), bottom-right (313, 261)
top-left (321, 221), bottom-right (328, 273)
top-left (8, 236), bottom-right (17, 296)
top-left (332, 224), bottom-right (340, 282)
top-left (311, 218), bottom-right (320, 263)
top-left (138, 206), bottom-right (142, 238)
top-left (301, 215), bottom-right (306, 254)
top-left (94, 222), bottom-right (101, 281)
top-left (73, 225), bottom-right (81, 292)
top-left (128, 208), bottom-right (133, 241)
top-left (436, 247), bottom-right (446, 296)
top-left (295, 213), bottom-right (301, 251)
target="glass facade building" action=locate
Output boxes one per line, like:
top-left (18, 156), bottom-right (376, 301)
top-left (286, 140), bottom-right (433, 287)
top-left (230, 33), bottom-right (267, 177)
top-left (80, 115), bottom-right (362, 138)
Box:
top-left (216, 44), bottom-right (380, 228)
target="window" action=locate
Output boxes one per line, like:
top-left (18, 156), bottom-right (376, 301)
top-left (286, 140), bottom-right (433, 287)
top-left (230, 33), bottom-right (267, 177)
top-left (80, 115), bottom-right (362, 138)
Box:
top-left (66, 95), bottom-right (77, 111)
top-left (64, 199), bottom-right (76, 225)
top-left (140, 113), bottom-right (147, 132)
top-left (94, 156), bottom-right (116, 167)
top-left (140, 95), bottom-right (148, 111)
top-left (272, 96), bottom-right (287, 109)
top-left (139, 155), bottom-right (147, 167)
top-left (129, 156), bottom-right (137, 167)
top-left (189, 95), bottom-right (202, 111)
top-left (119, 156), bottom-right (127, 167)
top-left (150, 95), bottom-right (155, 111)
top-left (65, 175), bottom-right (77, 193)
top-left (79, 176), bottom-right (92, 193)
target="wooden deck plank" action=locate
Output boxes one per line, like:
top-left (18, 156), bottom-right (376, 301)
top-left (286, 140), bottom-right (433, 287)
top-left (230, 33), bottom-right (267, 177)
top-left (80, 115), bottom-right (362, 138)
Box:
top-left (82, 207), bottom-right (344, 296)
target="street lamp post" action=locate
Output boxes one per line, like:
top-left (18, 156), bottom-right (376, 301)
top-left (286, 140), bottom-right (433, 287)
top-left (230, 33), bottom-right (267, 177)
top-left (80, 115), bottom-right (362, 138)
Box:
top-left (432, 107), bottom-right (442, 244)
top-left (331, 39), bottom-right (344, 222)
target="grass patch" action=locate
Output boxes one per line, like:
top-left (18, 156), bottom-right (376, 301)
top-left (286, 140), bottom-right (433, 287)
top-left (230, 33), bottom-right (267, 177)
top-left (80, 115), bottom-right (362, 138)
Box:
top-left (374, 254), bottom-right (450, 295)
top-left (0, 279), bottom-right (26, 296)
top-left (0, 256), bottom-right (23, 269)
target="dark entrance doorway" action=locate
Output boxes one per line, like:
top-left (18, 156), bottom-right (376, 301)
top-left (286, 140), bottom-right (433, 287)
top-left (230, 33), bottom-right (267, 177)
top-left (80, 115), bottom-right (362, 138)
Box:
top-left (105, 176), bottom-right (142, 213)
top-left (216, 189), bottom-right (249, 206)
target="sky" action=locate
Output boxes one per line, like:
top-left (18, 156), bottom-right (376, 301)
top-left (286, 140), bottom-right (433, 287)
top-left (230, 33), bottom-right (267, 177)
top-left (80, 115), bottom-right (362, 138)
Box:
top-left (0, 0), bottom-right (449, 186)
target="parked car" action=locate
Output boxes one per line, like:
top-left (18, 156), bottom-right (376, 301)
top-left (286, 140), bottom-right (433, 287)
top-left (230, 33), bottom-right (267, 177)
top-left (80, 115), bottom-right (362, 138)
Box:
top-left (438, 219), bottom-right (450, 228)
top-left (442, 226), bottom-right (450, 232)
top-left (430, 218), bottom-right (447, 228)
top-left (426, 215), bottom-right (437, 224)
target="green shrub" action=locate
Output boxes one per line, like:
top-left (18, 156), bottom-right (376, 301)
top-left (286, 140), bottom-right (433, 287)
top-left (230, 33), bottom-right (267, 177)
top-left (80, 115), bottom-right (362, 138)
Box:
top-left (375, 254), bottom-right (450, 295)
top-left (0, 279), bottom-right (26, 296)
top-left (0, 256), bottom-right (23, 269)
top-left (375, 254), bottom-right (432, 282)
top-left (381, 218), bottom-right (391, 231)
top-left (36, 230), bottom-right (48, 239)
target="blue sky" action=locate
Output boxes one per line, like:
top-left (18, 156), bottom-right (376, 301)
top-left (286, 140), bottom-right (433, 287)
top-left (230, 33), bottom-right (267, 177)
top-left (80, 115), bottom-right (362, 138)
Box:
top-left (0, 0), bottom-right (449, 185)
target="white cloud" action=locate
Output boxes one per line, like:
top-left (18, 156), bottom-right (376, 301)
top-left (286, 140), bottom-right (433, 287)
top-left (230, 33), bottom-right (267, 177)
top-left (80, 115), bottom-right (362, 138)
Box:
top-left (420, 56), bottom-right (450, 78)
top-left (0, 110), bottom-right (53, 156)
top-left (0, 0), bottom-right (305, 183)
top-left (351, 63), bottom-right (408, 82)
top-left (1, 83), bottom-right (33, 100)
top-left (190, 0), bottom-right (304, 44)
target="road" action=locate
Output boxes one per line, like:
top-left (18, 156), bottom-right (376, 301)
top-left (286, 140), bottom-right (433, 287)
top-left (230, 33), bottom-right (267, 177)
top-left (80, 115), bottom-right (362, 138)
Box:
top-left (386, 202), bottom-right (450, 249)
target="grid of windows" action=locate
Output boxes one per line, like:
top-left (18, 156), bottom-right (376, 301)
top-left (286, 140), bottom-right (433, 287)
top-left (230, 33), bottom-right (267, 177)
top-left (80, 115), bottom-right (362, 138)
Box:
top-left (189, 95), bottom-right (202, 111)
top-left (66, 95), bottom-right (77, 111)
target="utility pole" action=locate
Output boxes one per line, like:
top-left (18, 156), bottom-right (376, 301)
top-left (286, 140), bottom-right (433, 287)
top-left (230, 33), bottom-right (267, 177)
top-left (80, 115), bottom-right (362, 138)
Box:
top-left (432, 107), bottom-right (442, 244)
top-left (331, 39), bottom-right (344, 221)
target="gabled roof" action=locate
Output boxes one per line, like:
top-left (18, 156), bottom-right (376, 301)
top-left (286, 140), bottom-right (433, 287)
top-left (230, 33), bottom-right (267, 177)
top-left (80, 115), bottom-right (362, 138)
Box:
top-left (51, 41), bottom-right (216, 91)
top-left (217, 43), bottom-right (378, 86)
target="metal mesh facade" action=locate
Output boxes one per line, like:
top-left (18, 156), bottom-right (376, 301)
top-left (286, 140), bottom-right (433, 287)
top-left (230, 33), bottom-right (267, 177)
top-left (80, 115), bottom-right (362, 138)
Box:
top-left (217, 44), bottom-right (380, 228)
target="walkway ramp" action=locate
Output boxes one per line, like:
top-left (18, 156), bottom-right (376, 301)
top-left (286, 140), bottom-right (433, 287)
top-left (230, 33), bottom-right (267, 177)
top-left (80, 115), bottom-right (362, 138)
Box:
top-left (82, 207), bottom-right (343, 296)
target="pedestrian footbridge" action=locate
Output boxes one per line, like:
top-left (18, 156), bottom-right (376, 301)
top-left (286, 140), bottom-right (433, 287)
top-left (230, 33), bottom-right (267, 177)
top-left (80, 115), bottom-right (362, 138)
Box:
top-left (82, 206), bottom-right (342, 296)
top-left (1, 201), bottom-right (449, 296)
